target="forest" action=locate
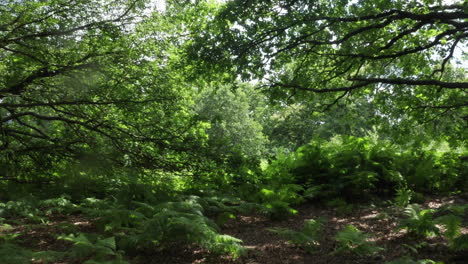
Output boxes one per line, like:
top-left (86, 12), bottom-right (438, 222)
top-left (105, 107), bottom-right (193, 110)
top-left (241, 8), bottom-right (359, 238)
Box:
top-left (0, 0), bottom-right (467, 263)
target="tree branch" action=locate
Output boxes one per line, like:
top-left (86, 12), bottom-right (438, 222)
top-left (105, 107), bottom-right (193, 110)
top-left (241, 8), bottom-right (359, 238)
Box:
top-left (349, 77), bottom-right (468, 89)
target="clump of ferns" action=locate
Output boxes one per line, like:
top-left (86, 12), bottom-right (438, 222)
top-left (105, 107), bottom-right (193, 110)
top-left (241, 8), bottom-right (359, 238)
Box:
top-left (434, 204), bottom-right (468, 251)
top-left (398, 204), bottom-right (439, 239)
top-left (74, 196), bottom-right (245, 258)
top-left (120, 197), bottom-right (245, 257)
top-left (398, 204), bottom-right (468, 251)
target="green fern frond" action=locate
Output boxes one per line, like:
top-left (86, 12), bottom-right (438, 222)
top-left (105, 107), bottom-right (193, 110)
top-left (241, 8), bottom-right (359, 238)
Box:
top-left (435, 214), bottom-right (461, 242)
top-left (126, 199), bottom-right (245, 257)
top-left (0, 242), bottom-right (63, 264)
top-left (395, 188), bottom-right (413, 208)
top-left (399, 204), bottom-right (439, 238)
top-left (385, 257), bottom-right (444, 264)
top-left (58, 233), bottom-right (119, 260)
top-left (132, 201), bottom-right (157, 217)
top-left (451, 234), bottom-right (468, 251)
top-left (154, 200), bottom-right (204, 217)
top-left (335, 225), bottom-right (383, 256)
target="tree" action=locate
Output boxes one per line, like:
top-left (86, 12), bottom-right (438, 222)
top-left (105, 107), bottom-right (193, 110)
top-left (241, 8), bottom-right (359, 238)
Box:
top-left (194, 82), bottom-right (268, 171)
top-left (0, 0), bottom-right (203, 178)
top-left (263, 98), bottom-right (381, 152)
top-left (196, 83), bottom-right (267, 158)
top-left (186, 0), bottom-right (467, 137)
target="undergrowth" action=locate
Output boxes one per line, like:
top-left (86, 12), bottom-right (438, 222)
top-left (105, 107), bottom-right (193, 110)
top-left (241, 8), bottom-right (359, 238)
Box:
top-left (334, 224), bottom-right (383, 256)
top-left (268, 218), bottom-right (325, 253)
top-left (0, 136), bottom-right (466, 263)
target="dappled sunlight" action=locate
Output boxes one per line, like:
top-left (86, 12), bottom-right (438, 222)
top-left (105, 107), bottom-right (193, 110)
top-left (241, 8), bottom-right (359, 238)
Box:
top-left (0, 0), bottom-right (466, 263)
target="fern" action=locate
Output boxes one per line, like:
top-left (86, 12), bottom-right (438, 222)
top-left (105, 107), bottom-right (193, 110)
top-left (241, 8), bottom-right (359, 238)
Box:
top-left (0, 242), bottom-right (63, 264)
top-left (435, 214), bottom-right (462, 243)
top-left (448, 204), bottom-right (468, 216)
top-left (120, 199), bottom-right (245, 257)
top-left (398, 204), bottom-right (439, 238)
top-left (38, 195), bottom-right (79, 215)
top-left (78, 196), bottom-right (245, 257)
top-left (262, 200), bottom-right (298, 220)
top-left (326, 198), bottom-right (355, 215)
top-left (196, 196), bottom-right (236, 215)
top-left (145, 205), bottom-right (244, 256)
top-left (58, 233), bottom-right (127, 263)
top-left (268, 218), bottom-right (325, 253)
top-left (451, 234), bottom-right (468, 251)
top-left (0, 199), bottom-right (46, 223)
top-left (394, 188), bottom-right (413, 208)
top-left (233, 201), bottom-right (264, 215)
top-left (0, 242), bottom-right (34, 264)
top-left (385, 257), bottom-right (444, 264)
top-left (335, 225), bottom-right (383, 256)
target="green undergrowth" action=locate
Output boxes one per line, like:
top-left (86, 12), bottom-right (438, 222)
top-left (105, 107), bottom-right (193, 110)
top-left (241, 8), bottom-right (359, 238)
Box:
top-left (266, 201), bottom-right (467, 260)
top-left (1, 186), bottom-right (467, 263)
top-left (0, 184), bottom-right (250, 263)
top-left (0, 135), bottom-right (466, 263)
top-left (334, 224), bottom-right (383, 256)
top-left (268, 217), bottom-right (325, 253)
top-left (261, 136), bottom-right (467, 204)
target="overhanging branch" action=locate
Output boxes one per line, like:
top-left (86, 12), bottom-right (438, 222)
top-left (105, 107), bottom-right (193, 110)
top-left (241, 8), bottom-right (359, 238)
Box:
top-left (349, 77), bottom-right (468, 89)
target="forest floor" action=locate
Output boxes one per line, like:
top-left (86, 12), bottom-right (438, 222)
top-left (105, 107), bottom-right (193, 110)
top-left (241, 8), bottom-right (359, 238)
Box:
top-left (1, 195), bottom-right (467, 264)
top-left (143, 195), bottom-right (468, 264)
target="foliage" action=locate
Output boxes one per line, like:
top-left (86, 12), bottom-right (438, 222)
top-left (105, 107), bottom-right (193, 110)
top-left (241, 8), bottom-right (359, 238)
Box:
top-left (0, 0), bottom-right (467, 263)
top-left (187, 0), bottom-right (467, 140)
top-left (385, 257), bottom-right (444, 264)
top-left (450, 234), bottom-right (468, 251)
top-left (0, 198), bottom-right (46, 223)
top-left (268, 218), bottom-right (325, 253)
top-left (0, 190), bottom-right (246, 259)
top-left (59, 234), bottom-right (127, 264)
top-left (334, 225), bottom-right (383, 256)
top-left (395, 188), bottom-right (414, 208)
top-left (261, 135), bottom-right (466, 203)
top-left (0, 244), bottom-right (62, 264)
top-left (326, 198), bottom-right (356, 216)
top-left (435, 214), bottom-right (462, 244)
top-left (398, 204), bottom-right (439, 238)
top-left (194, 83), bottom-right (267, 162)
top-left (261, 98), bottom-right (382, 152)
top-left (398, 146), bottom-right (467, 193)
top-left (253, 186), bottom-right (301, 220)
top-left (78, 196), bottom-right (245, 258)
top-left (0, 241), bottom-right (63, 264)
top-left (0, 0), bottom-right (208, 180)
top-left (434, 204), bottom-right (468, 250)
